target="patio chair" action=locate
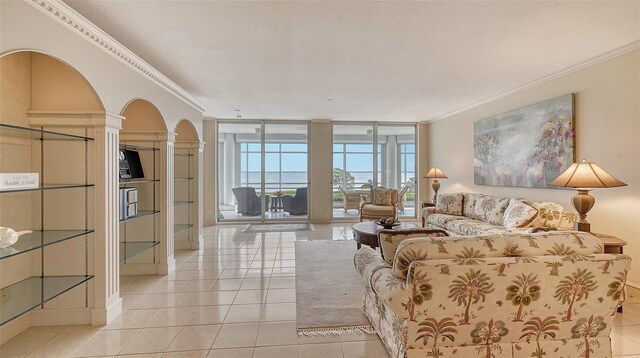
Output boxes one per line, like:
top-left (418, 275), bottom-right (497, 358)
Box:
top-left (232, 187), bottom-right (269, 216)
top-left (338, 186), bottom-right (362, 212)
top-left (397, 184), bottom-right (410, 213)
top-left (360, 187), bottom-right (398, 221)
top-left (282, 187), bottom-right (307, 215)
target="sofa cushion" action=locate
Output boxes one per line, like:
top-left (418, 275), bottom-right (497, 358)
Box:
top-left (462, 193), bottom-right (483, 219)
top-left (502, 198), bottom-right (538, 228)
top-left (435, 193), bottom-right (464, 216)
top-left (425, 213), bottom-right (466, 228)
top-left (445, 219), bottom-right (506, 236)
top-left (361, 203), bottom-right (394, 215)
top-left (473, 195), bottom-right (510, 225)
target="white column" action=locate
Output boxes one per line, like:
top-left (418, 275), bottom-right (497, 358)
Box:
top-left (92, 113), bottom-right (123, 325)
top-left (223, 133), bottom-right (235, 205)
top-left (160, 136), bottom-right (176, 274)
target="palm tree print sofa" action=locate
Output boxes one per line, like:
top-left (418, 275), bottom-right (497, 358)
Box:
top-left (354, 230), bottom-right (630, 358)
top-left (422, 193), bottom-right (578, 236)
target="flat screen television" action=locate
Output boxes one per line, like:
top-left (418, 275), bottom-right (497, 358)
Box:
top-left (119, 150), bottom-right (145, 179)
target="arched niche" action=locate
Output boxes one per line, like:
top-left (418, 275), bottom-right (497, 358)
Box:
top-left (174, 119), bottom-right (200, 142)
top-left (0, 50), bottom-right (105, 127)
top-left (120, 98), bottom-right (168, 133)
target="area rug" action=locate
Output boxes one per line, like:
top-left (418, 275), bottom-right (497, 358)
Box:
top-left (242, 223), bottom-right (314, 233)
top-left (295, 240), bottom-right (374, 336)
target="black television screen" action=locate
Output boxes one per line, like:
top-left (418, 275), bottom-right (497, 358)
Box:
top-left (124, 150), bottom-right (145, 179)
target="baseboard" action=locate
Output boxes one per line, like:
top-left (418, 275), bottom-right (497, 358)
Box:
top-left (92, 297), bottom-right (123, 326)
top-left (30, 307), bottom-right (92, 326)
top-left (158, 259), bottom-right (176, 275)
top-left (0, 314), bottom-right (31, 345)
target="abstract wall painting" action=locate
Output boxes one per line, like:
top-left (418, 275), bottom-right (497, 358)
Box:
top-left (473, 93), bottom-right (575, 188)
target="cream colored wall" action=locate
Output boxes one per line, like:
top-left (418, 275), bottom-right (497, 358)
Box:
top-left (31, 53), bottom-right (103, 111)
top-left (425, 49), bottom-right (640, 287)
top-left (202, 119), bottom-right (217, 226)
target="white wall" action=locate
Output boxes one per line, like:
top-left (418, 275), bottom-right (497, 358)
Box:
top-left (425, 49), bottom-right (640, 288)
top-left (0, 1), bottom-right (203, 135)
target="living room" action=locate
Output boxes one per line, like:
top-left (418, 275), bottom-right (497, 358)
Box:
top-left (0, 1), bottom-right (639, 357)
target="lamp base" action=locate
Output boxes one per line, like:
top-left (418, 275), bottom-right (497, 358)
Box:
top-left (432, 180), bottom-right (441, 204)
top-left (574, 221), bottom-right (591, 233)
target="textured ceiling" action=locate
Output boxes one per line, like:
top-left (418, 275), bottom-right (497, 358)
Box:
top-left (64, 1), bottom-right (640, 121)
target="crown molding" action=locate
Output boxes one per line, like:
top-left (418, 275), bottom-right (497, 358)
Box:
top-left (423, 39), bottom-right (640, 123)
top-left (27, 0), bottom-right (208, 114)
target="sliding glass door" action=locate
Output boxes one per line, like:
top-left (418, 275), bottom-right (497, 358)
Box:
top-left (217, 121), bottom-right (309, 222)
top-left (332, 123), bottom-right (417, 219)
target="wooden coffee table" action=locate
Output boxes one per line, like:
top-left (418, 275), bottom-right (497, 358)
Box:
top-left (352, 221), bottom-right (419, 253)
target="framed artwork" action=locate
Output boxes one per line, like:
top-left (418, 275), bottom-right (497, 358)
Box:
top-left (473, 93), bottom-right (575, 188)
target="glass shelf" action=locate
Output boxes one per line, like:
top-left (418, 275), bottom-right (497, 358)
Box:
top-left (175, 224), bottom-right (193, 235)
top-left (119, 241), bottom-right (159, 263)
top-left (174, 201), bottom-right (193, 207)
top-left (119, 179), bottom-right (160, 186)
top-left (174, 177), bottom-right (194, 181)
top-left (174, 151), bottom-right (193, 157)
top-left (0, 230), bottom-right (94, 261)
top-left (0, 275), bottom-right (94, 326)
top-left (120, 143), bottom-right (159, 152)
top-left (119, 210), bottom-right (160, 223)
top-left (0, 123), bottom-right (94, 141)
top-left (0, 184), bottom-right (95, 194)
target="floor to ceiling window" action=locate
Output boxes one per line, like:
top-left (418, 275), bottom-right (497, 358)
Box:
top-left (217, 121), bottom-right (308, 222)
top-left (332, 123), bottom-right (417, 219)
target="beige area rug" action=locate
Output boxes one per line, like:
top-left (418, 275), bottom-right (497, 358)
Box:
top-left (295, 240), bottom-right (374, 336)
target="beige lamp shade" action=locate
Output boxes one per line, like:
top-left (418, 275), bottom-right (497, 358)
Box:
top-left (424, 167), bottom-right (448, 179)
top-left (551, 160), bottom-right (627, 189)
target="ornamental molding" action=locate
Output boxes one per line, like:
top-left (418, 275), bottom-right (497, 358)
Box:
top-left (28, 0), bottom-right (208, 114)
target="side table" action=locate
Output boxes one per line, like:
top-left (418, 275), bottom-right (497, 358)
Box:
top-left (592, 232), bottom-right (627, 313)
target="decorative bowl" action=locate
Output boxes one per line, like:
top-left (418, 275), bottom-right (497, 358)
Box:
top-left (376, 222), bottom-right (402, 229)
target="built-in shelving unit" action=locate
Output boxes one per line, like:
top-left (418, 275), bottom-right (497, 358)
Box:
top-left (0, 124), bottom-right (94, 327)
top-left (119, 142), bottom-right (160, 263)
top-left (174, 150), bottom-right (194, 246)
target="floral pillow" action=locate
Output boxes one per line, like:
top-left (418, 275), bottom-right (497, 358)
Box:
top-left (526, 201), bottom-right (567, 228)
top-left (372, 188), bottom-right (392, 206)
top-left (435, 193), bottom-right (464, 216)
top-left (502, 198), bottom-right (538, 228)
top-left (473, 195), bottom-right (511, 225)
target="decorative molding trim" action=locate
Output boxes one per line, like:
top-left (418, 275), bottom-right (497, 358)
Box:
top-left (28, 110), bottom-right (124, 130)
top-left (27, 0), bottom-right (207, 114)
top-left (424, 39), bottom-right (640, 123)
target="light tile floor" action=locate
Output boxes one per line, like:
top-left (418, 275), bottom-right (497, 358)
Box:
top-left (2, 223), bottom-right (640, 358)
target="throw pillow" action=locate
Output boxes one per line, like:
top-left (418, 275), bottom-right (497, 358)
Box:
top-left (473, 195), bottom-right (511, 226)
top-left (525, 201), bottom-right (566, 228)
top-left (435, 193), bottom-right (464, 216)
top-left (502, 198), bottom-right (538, 228)
top-left (372, 188), bottom-right (392, 206)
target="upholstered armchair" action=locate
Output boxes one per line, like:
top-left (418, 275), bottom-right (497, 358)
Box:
top-left (339, 186), bottom-right (362, 212)
top-left (282, 187), bottom-right (307, 215)
top-left (360, 188), bottom-right (398, 221)
top-left (232, 187), bottom-right (269, 216)
top-left (397, 184), bottom-right (410, 213)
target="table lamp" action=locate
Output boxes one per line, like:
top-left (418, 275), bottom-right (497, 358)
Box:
top-left (424, 167), bottom-right (448, 204)
top-left (551, 159), bottom-right (626, 232)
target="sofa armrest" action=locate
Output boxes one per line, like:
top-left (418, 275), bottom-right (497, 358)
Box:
top-left (369, 266), bottom-right (412, 319)
top-left (378, 229), bottom-right (449, 265)
top-left (354, 246), bottom-right (389, 290)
